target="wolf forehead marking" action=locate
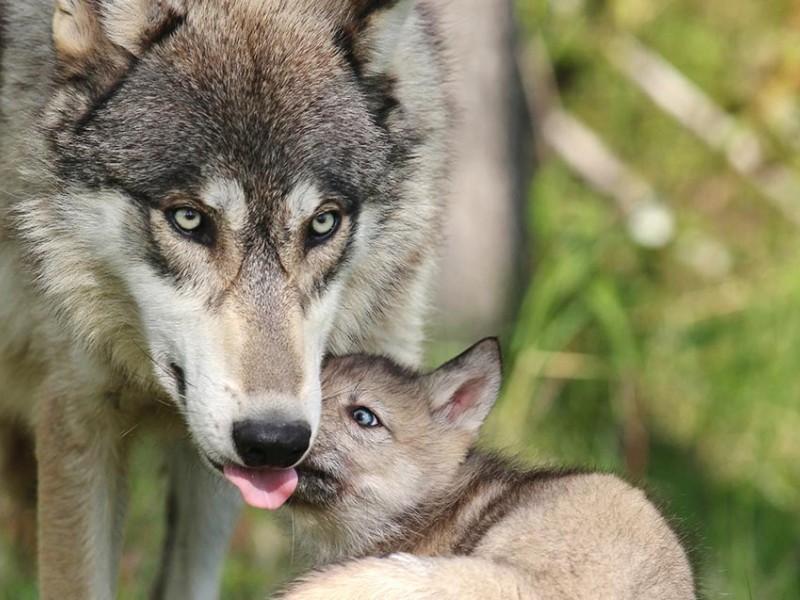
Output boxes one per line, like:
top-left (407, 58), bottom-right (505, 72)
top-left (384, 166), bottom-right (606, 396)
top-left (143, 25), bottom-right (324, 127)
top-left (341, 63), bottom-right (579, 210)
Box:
top-left (49, 3), bottom-right (416, 207)
top-left (178, 179), bottom-right (339, 242)
top-left (202, 179), bottom-right (247, 231)
top-left (287, 182), bottom-right (326, 222)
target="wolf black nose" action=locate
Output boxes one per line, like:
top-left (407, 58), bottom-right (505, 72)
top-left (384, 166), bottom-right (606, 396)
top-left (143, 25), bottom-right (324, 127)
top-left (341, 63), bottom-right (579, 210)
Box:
top-left (232, 419), bottom-right (312, 469)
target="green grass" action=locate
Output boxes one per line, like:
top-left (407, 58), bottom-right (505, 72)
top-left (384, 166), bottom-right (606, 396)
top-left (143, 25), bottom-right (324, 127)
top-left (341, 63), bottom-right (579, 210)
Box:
top-left (496, 0), bottom-right (800, 596)
top-left (3, 0), bottom-right (800, 597)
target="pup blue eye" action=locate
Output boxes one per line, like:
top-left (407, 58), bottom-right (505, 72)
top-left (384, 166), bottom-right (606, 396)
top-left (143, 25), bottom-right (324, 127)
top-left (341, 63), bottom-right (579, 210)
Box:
top-left (351, 407), bottom-right (381, 428)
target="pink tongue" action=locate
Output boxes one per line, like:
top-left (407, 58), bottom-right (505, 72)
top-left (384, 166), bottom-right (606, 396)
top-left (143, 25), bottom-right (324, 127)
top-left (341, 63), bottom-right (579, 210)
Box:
top-left (223, 465), bottom-right (298, 510)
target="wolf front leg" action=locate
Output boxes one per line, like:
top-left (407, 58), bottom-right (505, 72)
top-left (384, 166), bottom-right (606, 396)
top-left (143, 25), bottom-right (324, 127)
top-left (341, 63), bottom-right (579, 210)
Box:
top-left (153, 438), bottom-right (243, 600)
top-left (35, 393), bottom-right (130, 600)
top-left (276, 555), bottom-right (540, 600)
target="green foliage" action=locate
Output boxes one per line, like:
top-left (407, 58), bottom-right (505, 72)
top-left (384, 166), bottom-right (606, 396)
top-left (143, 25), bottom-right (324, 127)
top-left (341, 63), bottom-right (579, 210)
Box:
top-left (495, 0), bottom-right (800, 597)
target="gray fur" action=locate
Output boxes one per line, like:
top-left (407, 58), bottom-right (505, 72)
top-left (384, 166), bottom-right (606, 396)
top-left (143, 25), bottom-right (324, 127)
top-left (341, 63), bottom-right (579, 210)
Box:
top-left (0, 1), bottom-right (448, 597)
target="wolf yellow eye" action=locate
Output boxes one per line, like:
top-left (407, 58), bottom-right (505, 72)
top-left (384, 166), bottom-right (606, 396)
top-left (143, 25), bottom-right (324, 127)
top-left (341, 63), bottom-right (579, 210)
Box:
top-left (166, 207), bottom-right (215, 246)
top-left (308, 210), bottom-right (341, 243)
top-left (171, 208), bottom-right (203, 232)
top-left (351, 407), bottom-right (381, 429)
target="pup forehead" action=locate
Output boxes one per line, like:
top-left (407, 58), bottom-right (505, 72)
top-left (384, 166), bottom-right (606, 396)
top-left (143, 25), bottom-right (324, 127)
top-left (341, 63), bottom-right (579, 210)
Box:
top-left (322, 355), bottom-right (429, 411)
top-left (324, 354), bottom-right (420, 383)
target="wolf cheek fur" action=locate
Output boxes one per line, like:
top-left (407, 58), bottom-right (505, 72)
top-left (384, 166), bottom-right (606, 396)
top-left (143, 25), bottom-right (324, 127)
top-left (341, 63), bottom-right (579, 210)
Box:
top-left (279, 340), bottom-right (696, 600)
top-left (0, 0), bottom-right (448, 598)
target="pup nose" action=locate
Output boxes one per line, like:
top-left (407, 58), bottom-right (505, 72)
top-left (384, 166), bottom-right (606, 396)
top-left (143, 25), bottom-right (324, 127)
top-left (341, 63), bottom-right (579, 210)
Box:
top-left (232, 419), bottom-right (312, 469)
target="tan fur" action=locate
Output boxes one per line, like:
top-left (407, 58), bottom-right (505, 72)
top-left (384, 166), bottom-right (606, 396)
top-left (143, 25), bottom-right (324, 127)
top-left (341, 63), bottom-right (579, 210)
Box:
top-left (277, 342), bottom-right (695, 599)
top-left (52, 0), bottom-right (131, 81)
top-left (101, 0), bottom-right (187, 55)
top-left (53, 0), bottom-right (98, 60)
top-left (279, 555), bottom-right (538, 600)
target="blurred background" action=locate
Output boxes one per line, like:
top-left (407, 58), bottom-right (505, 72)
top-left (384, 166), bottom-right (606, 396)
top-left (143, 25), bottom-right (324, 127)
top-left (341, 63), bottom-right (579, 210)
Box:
top-left (440, 0), bottom-right (800, 598)
top-left (2, 0), bottom-right (799, 597)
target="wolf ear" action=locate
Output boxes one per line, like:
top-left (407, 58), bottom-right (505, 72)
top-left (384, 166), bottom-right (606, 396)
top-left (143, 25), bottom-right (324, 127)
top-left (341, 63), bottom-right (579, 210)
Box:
top-left (53, 0), bottom-right (186, 76)
top-left (52, 0), bottom-right (111, 72)
top-left (343, 0), bottom-right (417, 76)
top-left (427, 339), bottom-right (503, 436)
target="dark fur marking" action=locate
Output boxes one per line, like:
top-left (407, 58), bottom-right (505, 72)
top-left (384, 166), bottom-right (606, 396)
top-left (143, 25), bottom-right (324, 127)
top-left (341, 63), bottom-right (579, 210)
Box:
top-left (170, 363), bottom-right (187, 401)
top-left (351, 0), bottom-right (403, 23)
top-left (452, 456), bottom-right (585, 555)
top-left (318, 177), bottom-right (362, 214)
top-left (74, 13), bottom-right (186, 133)
top-left (151, 486), bottom-right (179, 600)
top-left (375, 452), bottom-right (588, 558)
top-left (74, 60), bottom-right (140, 134)
top-left (142, 12), bottom-right (186, 52)
top-left (333, 14), bottom-right (405, 136)
top-left (128, 200), bottom-right (184, 283)
top-left (333, 24), bottom-right (363, 79)
top-left (113, 179), bottom-right (155, 207)
top-left (321, 222), bottom-right (357, 288)
top-left (307, 204), bottom-right (362, 306)
top-left (290, 465), bottom-right (345, 507)
top-left (142, 242), bottom-right (176, 281)
top-left (330, 0), bottom-right (402, 72)
top-left (361, 75), bottom-right (401, 133)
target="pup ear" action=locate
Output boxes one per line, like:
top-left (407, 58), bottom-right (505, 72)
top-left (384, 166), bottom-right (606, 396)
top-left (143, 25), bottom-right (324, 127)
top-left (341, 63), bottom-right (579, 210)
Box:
top-left (427, 339), bottom-right (503, 436)
top-left (343, 0), bottom-right (417, 76)
top-left (53, 0), bottom-right (186, 77)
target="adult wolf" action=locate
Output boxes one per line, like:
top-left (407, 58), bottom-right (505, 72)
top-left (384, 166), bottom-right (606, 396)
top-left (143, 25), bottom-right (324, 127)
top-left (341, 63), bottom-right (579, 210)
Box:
top-left (0, 0), bottom-right (448, 598)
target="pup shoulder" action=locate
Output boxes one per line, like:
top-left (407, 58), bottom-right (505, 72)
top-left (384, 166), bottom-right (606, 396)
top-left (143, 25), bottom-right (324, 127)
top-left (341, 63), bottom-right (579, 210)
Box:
top-left (476, 472), bottom-right (696, 599)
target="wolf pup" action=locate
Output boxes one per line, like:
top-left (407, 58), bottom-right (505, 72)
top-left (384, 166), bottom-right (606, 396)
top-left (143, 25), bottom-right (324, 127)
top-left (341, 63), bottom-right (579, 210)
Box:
top-left (278, 339), bottom-right (695, 600)
top-left (0, 0), bottom-right (448, 598)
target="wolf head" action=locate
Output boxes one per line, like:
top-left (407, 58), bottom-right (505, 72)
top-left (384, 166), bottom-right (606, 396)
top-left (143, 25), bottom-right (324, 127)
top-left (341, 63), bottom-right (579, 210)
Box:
top-left (286, 339), bottom-right (502, 556)
top-left (13, 0), bottom-right (447, 497)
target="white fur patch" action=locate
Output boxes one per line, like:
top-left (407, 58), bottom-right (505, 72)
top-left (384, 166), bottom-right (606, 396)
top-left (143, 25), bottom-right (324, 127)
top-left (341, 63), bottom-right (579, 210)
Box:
top-left (388, 553), bottom-right (430, 571)
top-left (365, 0), bottom-right (417, 76)
top-left (53, 0), bottom-right (94, 59)
top-left (298, 279), bottom-right (346, 446)
top-left (202, 178), bottom-right (248, 231)
top-left (125, 265), bottom-right (239, 455)
top-left (286, 181), bottom-right (325, 226)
